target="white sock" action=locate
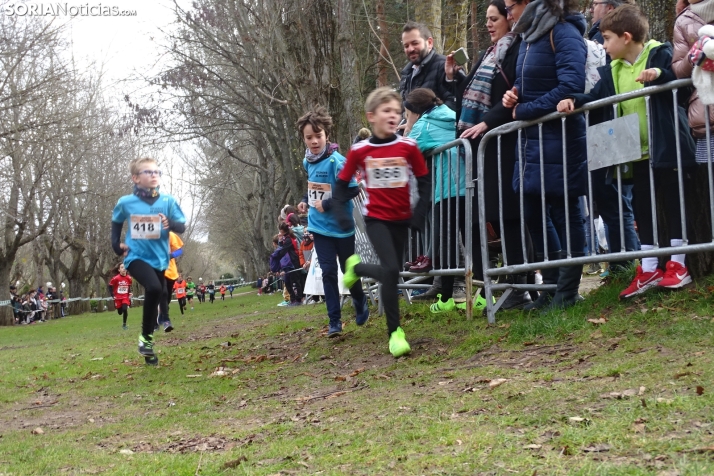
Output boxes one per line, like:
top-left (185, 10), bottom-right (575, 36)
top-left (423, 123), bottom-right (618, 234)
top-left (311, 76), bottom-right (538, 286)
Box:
top-left (641, 244), bottom-right (658, 273)
top-left (670, 239), bottom-right (686, 266)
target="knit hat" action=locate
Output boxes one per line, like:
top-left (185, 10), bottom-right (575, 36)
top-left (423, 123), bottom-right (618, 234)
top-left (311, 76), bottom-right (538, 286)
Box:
top-left (690, 0), bottom-right (714, 24)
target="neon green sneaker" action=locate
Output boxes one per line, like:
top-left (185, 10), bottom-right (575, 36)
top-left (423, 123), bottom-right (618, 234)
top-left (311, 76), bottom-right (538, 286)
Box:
top-left (138, 334), bottom-right (155, 357)
top-left (343, 254), bottom-right (361, 289)
top-left (456, 294), bottom-right (494, 312)
top-left (389, 327), bottom-right (411, 358)
top-left (429, 294), bottom-right (455, 314)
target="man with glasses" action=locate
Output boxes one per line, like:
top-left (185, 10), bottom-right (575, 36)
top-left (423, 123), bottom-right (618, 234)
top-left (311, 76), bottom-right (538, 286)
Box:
top-left (588, 0), bottom-right (630, 43)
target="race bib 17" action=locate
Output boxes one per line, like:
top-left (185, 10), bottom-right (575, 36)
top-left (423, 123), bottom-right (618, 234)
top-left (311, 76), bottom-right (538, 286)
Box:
top-left (130, 215), bottom-right (161, 240)
top-left (365, 157), bottom-right (409, 189)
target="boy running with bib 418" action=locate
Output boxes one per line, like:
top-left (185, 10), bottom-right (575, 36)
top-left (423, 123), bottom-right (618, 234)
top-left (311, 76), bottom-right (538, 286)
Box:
top-left (111, 158), bottom-right (186, 365)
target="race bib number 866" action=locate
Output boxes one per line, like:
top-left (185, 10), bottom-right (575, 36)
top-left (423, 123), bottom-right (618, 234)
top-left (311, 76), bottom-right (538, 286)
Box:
top-left (365, 157), bottom-right (409, 188)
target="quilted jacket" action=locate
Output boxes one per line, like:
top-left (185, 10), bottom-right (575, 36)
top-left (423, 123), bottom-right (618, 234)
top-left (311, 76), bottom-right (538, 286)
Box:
top-left (672, 7), bottom-right (714, 138)
top-left (512, 14), bottom-right (588, 197)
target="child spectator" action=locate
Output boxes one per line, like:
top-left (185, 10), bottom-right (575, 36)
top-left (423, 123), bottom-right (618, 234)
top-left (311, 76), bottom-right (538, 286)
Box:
top-left (111, 157), bottom-right (186, 365)
top-left (109, 263), bottom-right (133, 330)
top-left (295, 107), bottom-right (368, 335)
top-left (271, 225), bottom-right (304, 306)
top-left (334, 87), bottom-right (431, 357)
top-left (558, 4), bottom-right (696, 299)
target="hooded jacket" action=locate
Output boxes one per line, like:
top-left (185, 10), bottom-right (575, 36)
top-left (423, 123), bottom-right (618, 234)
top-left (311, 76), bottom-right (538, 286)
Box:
top-left (408, 104), bottom-right (464, 203)
top-left (572, 41), bottom-right (696, 169)
top-left (512, 13), bottom-right (588, 197)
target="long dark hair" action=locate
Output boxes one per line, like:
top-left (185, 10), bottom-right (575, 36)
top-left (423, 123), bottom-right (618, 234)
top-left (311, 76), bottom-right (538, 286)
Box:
top-left (489, 0), bottom-right (508, 20)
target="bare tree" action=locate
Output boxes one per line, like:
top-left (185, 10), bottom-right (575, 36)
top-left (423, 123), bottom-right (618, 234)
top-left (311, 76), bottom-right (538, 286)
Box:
top-left (0, 16), bottom-right (80, 324)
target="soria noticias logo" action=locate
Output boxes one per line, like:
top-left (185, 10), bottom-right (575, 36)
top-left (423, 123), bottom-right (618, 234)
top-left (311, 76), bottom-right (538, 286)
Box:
top-left (3, 3), bottom-right (138, 17)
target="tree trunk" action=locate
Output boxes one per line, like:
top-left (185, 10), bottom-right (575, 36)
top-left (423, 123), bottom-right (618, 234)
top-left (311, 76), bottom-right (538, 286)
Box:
top-left (470, 1), bottom-right (480, 59)
top-left (415, 0), bottom-right (442, 53)
top-left (336, 0), bottom-right (364, 141)
top-left (442, 0), bottom-right (469, 56)
top-left (376, 0), bottom-right (390, 87)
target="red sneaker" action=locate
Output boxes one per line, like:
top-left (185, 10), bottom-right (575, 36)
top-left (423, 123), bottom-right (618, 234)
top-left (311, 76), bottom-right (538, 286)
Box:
top-left (410, 256), bottom-right (433, 273)
top-left (404, 255), bottom-right (426, 271)
top-left (658, 261), bottom-right (692, 289)
top-left (619, 266), bottom-right (664, 299)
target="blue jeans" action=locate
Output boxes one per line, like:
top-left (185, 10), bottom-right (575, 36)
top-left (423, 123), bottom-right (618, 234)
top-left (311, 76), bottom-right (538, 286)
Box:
top-left (591, 168), bottom-right (639, 254)
top-left (312, 233), bottom-right (365, 325)
top-left (525, 195), bottom-right (585, 257)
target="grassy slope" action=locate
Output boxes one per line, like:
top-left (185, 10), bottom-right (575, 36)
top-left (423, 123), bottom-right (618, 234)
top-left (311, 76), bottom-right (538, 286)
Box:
top-left (0, 280), bottom-right (713, 475)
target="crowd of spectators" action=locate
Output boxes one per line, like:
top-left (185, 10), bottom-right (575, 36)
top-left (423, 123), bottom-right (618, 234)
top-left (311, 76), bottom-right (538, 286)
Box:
top-left (10, 282), bottom-right (65, 324)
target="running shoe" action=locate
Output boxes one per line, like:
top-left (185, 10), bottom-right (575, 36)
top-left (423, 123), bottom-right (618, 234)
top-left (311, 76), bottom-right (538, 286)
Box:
top-left (619, 266), bottom-right (664, 299)
top-left (138, 334), bottom-right (155, 357)
top-left (327, 321), bottom-right (342, 338)
top-left (389, 327), bottom-right (411, 358)
top-left (277, 301), bottom-right (290, 307)
top-left (163, 320), bottom-right (173, 332)
top-left (455, 294), bottom-right (493, 311)
top-left (658, 261), bottom-right (692, 289)
top-left (343, 254), bottom-right (361, 289)
top-left (429, 294), bottom-right (455, 314)
top-left (122, 324), bottom-right (128, 330)
top-left (354, 295), bottom-right (369, 326)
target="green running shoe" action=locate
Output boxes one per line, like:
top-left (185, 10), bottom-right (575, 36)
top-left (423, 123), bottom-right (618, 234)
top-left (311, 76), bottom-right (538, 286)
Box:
top-left (456, 294), bottom-right (494, 312)
top-left (429, 294), bottom-right (455, 314)
top-left (389, 327), bottom-right (411, 358)
top-left (343, 254), bottom-right (361, 289)
top-left (138, 334), bottom-right (155, 357)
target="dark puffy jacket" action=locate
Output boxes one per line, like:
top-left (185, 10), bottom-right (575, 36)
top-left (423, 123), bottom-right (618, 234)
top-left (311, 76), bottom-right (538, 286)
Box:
top-left (588, 20), bottom-right (603, 44)
top-left (572, 42), bottom-right (696, 169)
top-left (512, 14), bottom-right (588, 197)
top-left (400, 49), bottom-right (456, 110)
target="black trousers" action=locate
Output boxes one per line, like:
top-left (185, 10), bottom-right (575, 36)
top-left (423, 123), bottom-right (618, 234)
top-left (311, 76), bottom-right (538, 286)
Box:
top-left (354, 219), bottom-right (408, 336)
top-left (632, 160), bottom-right (683, 245)
top-left (127, 260), bottom-right (167, 338)
top-left (116, 303), bottom-right (128, 324)
top-left (160, 277), bottom-right (175, 323)
top-left (435, 197), bottom-right (531, 300)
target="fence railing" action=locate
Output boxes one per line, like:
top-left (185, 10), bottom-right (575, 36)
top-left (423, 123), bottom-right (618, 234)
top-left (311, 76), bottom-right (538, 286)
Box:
top-left (476, 78), bottom-right (714, 323)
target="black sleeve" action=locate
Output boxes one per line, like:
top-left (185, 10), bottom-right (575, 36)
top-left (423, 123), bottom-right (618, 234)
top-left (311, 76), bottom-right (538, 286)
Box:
top-left (410, 174), bottom-right (432, 233)
top-left (331, 178), bottom-right (355, 231)
top-left (168, 220), bottom-right (185, 234)
top-left (111, 221), bottom-right (124, 255)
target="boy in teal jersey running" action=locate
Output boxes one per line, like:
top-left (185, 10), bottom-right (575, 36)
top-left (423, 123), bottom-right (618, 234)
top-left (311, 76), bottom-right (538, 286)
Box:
top-left (111, 157), bottom-right (186, 365)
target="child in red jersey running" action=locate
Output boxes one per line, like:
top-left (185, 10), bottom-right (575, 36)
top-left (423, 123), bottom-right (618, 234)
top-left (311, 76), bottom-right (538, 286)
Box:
top-left (109, 263), bottom-right (133, 330)
top-left (335, 87), bottom-right (431, 358)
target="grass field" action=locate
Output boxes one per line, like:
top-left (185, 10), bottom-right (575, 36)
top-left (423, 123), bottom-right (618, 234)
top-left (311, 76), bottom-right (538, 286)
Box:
top-left (1, 278), bottom-right (713, 475)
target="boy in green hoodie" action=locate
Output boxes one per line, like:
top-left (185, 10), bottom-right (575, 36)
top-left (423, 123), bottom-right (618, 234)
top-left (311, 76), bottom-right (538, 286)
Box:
top-left (558, 4), bottom-right (696, 301)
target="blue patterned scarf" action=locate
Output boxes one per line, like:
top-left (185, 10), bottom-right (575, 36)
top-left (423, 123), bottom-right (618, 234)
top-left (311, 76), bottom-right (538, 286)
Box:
top-left (458, 33), bottom-right (516, 130)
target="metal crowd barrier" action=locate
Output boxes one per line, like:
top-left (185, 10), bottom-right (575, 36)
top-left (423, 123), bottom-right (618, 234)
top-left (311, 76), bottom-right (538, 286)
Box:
top-left (477, 78), bottom-right (714, 323)
top-left (350, 139), bottom-right (476, 319)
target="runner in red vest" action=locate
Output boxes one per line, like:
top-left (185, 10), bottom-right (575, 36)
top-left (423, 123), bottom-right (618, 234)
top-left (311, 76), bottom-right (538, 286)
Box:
top-left (109, 263), bottom-right (133, 330)
top-left (173, 275), bottom-right (187, 315)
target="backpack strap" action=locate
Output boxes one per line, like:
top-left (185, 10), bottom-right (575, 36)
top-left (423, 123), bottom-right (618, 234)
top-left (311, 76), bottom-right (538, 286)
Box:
top-left (550, 29), bottom-right (555, 52)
